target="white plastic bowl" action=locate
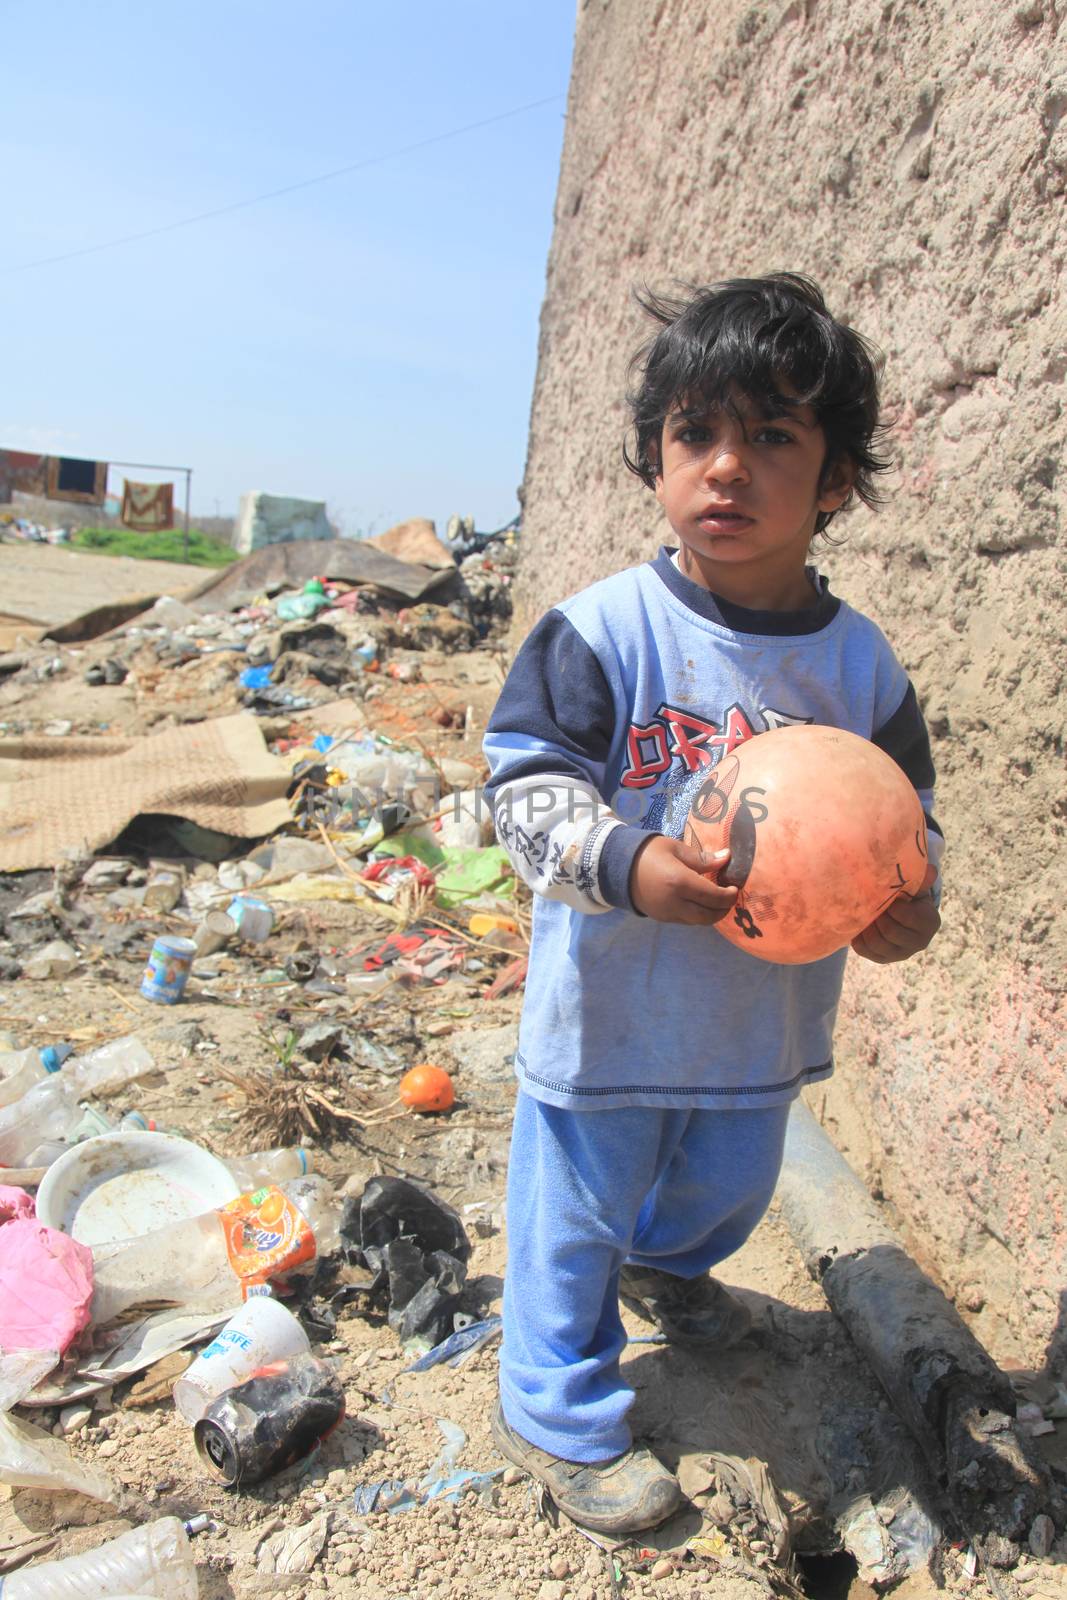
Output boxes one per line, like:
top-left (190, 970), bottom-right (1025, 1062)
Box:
top-left (36, 1131), bottom-right (240, 1245)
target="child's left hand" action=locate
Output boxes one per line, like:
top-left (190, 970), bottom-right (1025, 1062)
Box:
top-left (851, 865), bottom-right (941, 964)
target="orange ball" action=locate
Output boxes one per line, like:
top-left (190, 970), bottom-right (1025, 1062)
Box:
top-left (398, 1063), bottom-right (455, 1113)
top-left (684, 725), bottom-right (930, 965)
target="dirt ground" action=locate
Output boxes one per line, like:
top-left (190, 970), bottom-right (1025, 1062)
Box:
top-left (0, 540), bottom-right (206, 632)
top-left (0, 549), bottom-right (1063, 1600)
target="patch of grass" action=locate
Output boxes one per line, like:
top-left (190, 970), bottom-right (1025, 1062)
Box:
top-left (71, 525), bottom-right (237, 567)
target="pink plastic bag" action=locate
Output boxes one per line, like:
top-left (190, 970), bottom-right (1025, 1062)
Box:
top-left (0, 1199), bottom-right (93, 1353)
top-left (0, 1185), bottom-right (36, 1223)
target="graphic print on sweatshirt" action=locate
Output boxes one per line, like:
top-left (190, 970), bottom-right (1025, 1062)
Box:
top-left (623, 696), bottom-right (815, 836)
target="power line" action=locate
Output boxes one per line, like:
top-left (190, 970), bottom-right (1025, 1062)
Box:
top-left (4, 92), bottom-right (564, 275)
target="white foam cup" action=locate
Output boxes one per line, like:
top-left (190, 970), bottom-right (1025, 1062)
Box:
top-left (173, 1297), bottom-right (310, 1424)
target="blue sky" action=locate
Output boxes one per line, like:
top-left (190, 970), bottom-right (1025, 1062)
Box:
top-left (3, 2), bottom-right (575, 537)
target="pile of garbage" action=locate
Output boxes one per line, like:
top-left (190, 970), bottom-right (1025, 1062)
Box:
top-left (0, 1017), bottom-right (507, 1589)
top-left (0, 512), bottom-right (542, 1592)
top-left (0, 517), bottom-right (519, 739)
top-left (0, 513), bottom-right (71, 545)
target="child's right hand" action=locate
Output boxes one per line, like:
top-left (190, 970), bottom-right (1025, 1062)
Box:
top-left (630, 836), bottom-right (739, 925)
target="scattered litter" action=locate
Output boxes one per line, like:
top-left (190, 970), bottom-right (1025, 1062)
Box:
top-left (0, 1406), bottom-right (119, 1502)
top-left (0, 1204), bottom-right (94, 1352)
top-left (140, 934), bottom-right (197, 1004)
top-left (353, 1420), bottom-right (504, 1516)
top-left (88, 1174), bottom-right (336, 1325)
top-left (227, 893), bottom-right (274, 941)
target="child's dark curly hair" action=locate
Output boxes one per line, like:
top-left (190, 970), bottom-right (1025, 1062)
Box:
top-left (624, 273), bottom-right (892, 534)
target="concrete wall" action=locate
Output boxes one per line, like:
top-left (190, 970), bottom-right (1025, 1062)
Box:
top-left (516, 0), bottom-right (1066, 1366)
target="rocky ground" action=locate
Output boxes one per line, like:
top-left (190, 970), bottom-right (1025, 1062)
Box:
top-left (0, 543), bottom-right (1063, 1600)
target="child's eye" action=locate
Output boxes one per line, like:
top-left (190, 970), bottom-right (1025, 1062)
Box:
top-left (676, 425), bottom-right (710, 444)
top-left (755, 427), bottom-right (795, 445)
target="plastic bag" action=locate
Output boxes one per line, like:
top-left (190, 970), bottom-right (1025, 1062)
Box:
top-left (0, 1408), bottom-right (119, 1502)
top-left (342, 1178), bottom-right (471, 1352)
top-left (0, 1219), bottom-right (94, 1353)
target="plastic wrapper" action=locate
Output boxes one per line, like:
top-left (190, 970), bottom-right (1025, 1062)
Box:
top-left (0, 1409), bottom-right (119, 1502)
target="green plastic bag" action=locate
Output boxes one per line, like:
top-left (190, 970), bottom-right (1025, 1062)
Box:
top-left (376, 832), bottom-right (514, 909)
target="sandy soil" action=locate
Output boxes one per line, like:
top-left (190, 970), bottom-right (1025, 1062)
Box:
top-left (0, 540), bottom-right (206, 629)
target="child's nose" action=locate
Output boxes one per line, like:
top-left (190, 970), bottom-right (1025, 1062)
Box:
top-left (705, 441), bottom-right (749, 483)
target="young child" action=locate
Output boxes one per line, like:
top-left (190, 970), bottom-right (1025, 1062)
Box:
top-left (482, 273), bottom-right (943, 1536)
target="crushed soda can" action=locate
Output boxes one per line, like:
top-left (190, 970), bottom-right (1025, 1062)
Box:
top-left (227, 895), bottom-right (275, 943)
top-left (194, 1352), bottom-right (345, 1486)
top-left (140, 935), bottom-right (197, 1004)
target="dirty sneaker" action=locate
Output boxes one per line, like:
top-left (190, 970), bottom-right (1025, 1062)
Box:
top-left (619, 1264), bottom-right (753, 1347)
top-left (490, 1403), bottom-right (681, 1535)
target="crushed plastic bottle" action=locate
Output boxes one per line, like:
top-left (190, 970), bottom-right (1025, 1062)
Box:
top-left (0, 1515), bottom-right (197, 1599)
top-left (90, 1175), bottom-right (339, 1326)
top-left (0, 1035), bottom-right (154, 1166)
top-left (23, 1107), bottom-right (153, 1169)
top-left (0, 1043), bottom-right (70, 1109)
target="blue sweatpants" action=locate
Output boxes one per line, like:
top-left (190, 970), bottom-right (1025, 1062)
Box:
top-left (500, 1092), bottom-right (790, 1462)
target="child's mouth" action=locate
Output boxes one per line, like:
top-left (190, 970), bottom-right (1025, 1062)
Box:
top-left (699, 511), bottom-right (751, 531)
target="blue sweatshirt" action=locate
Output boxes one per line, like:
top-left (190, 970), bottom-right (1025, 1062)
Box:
top-left (483, 547), bottom-right (941, 1110)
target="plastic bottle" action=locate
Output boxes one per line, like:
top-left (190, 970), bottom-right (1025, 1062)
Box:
top-left (0, 1035), bottom-right (154, 1166)
top-left (90, 1175), bottom-right (339, 1326)
top-left (226, 1147), bottom-right (311, 1188)
top-left (0, 1043), bottom-right (69, 1109)
top-left (0, 1515), bottom-right (197, 1599)
top-left (23, 1109), bottom-right (153, 1168)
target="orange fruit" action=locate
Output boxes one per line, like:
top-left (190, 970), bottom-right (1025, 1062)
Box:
top-left (399, 1063), bottom-right (455, 1114)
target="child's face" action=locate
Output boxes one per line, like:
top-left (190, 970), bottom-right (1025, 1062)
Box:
top-left (653, 390), bottom-right (853, 602)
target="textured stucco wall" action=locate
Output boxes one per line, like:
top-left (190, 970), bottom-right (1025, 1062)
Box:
top-left (516, 0), bottom-right (1066, 1364)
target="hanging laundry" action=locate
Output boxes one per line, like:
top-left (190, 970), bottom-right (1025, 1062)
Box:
top-left (0, 450), bottom-right (48, 503)
top-left (46, 455), bottom-right (108, 505)
top-left (121, 479), bottom-right (174, 531)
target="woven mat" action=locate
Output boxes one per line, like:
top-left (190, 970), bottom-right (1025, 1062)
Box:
top-left (0, 713), bottom-right (292, 871)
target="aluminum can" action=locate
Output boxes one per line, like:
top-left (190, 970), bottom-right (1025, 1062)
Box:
top-left (193, 909), bottom-right (237, 957)
top-left (140, 936), bottom-right (197, 1004)
top-left (194, 1352), bottom-right (344, 1485)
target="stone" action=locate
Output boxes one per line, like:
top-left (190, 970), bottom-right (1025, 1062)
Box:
top-left (550, 1553), bottom-right (572, 1579)
top-left (24, 939), bottom-right (78, 979)
top-left (58, 1404), bottom-right (92, 1434)
top-left (1029, 1515), bottom-right (1055, 1557)
top-left (651, 1557), bottom-right (675, 1580)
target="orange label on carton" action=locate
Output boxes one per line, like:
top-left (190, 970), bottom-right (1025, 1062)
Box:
top-left (218, 1186), bottom-right (316, 1293)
